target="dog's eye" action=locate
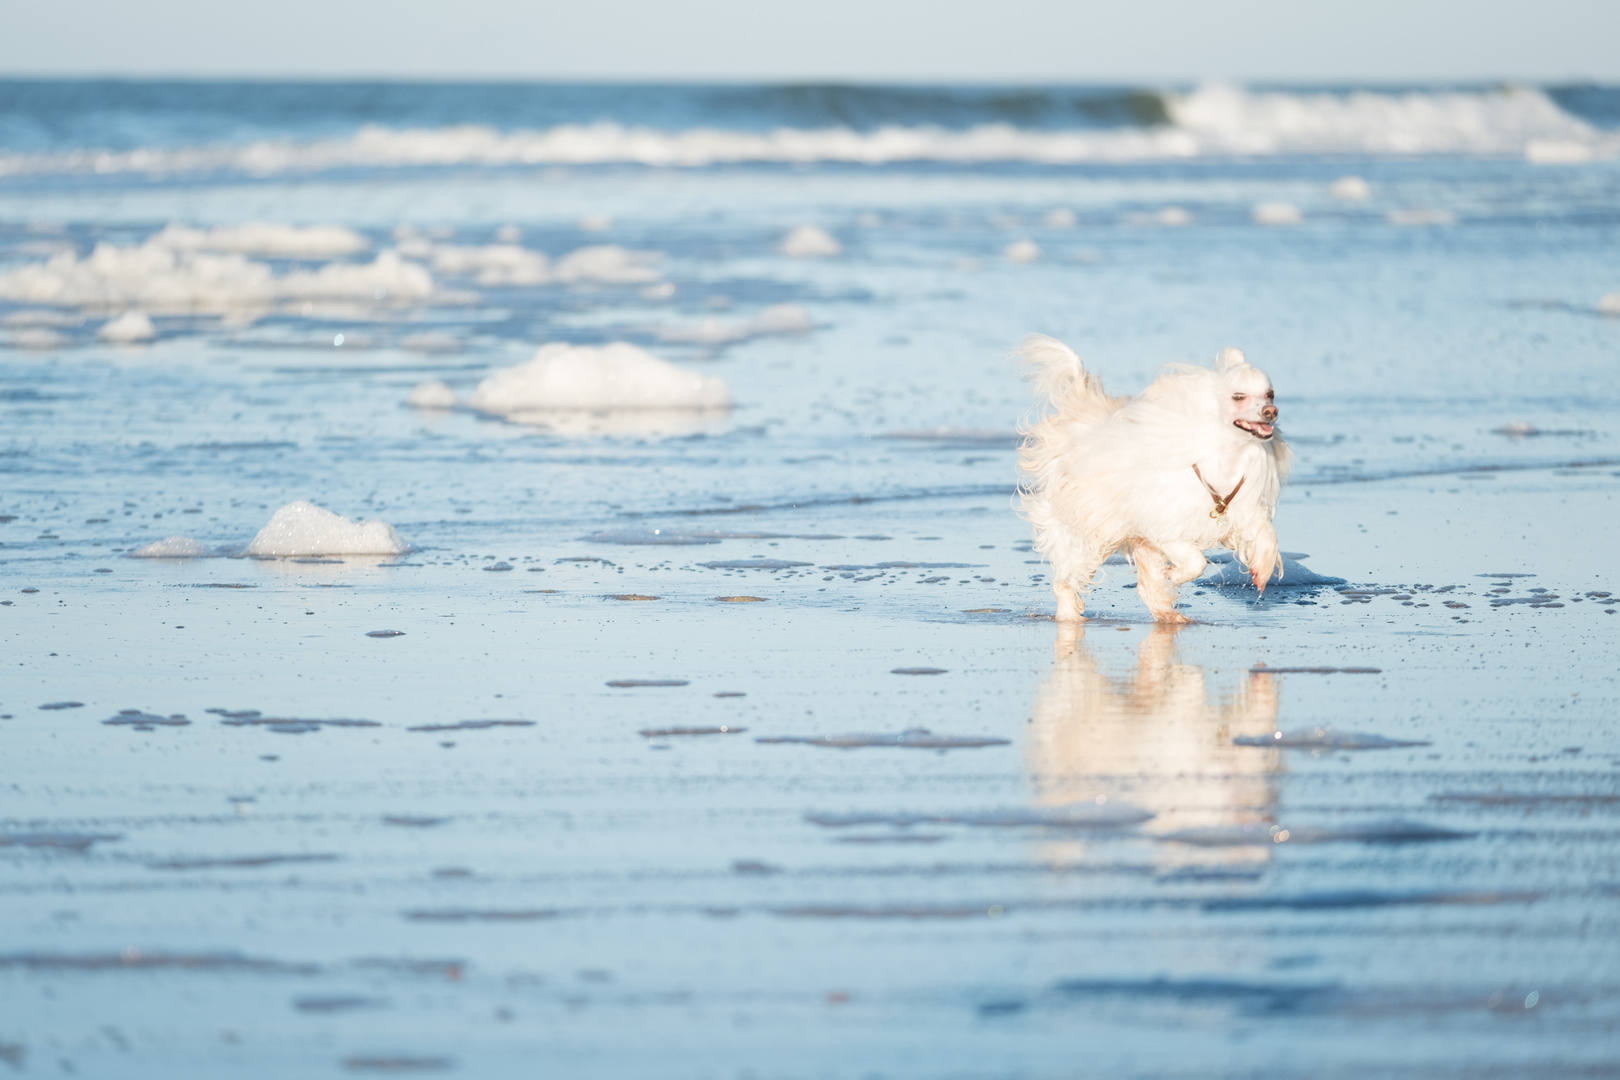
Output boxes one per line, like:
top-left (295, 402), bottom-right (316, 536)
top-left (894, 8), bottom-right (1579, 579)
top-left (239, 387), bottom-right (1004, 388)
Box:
top-left (1231, 394), bottom-right (1245, 401)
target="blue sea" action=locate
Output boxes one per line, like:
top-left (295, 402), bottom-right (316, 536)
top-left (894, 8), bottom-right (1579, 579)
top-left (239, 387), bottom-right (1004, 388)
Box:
top-left (2, 80), bottom-right (1619, 1077)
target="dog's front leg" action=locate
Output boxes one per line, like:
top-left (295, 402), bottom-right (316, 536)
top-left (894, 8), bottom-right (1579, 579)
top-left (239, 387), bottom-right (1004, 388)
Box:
top-left (1160, 541), bottom-right (1207, 586)
top-left (1240, 522), bottom-right (1282, 595)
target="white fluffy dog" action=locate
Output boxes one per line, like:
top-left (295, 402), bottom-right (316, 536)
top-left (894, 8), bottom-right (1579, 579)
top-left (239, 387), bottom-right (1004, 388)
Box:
top-left (1017, 335), bottom-right (1292, 623)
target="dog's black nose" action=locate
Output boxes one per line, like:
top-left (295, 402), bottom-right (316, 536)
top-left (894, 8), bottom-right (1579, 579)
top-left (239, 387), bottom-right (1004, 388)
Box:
top-left (1261, 405), bottom-right (1278, 421)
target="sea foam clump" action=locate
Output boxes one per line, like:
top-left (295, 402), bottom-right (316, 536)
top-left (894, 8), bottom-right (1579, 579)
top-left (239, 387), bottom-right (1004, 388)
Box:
top-left (98, 311), bottom-right (156, 342)
top-left (243, 501), bottom-right (408, 557)
top-left (1004, 239), bottom-right (1041, 262)
top-left (1252, 203), bottom-right (1303, 226)
top-left (278, 251), bottom-right (432, 301)
top-left (150, 223), bottom-right (370, 257)
top-left (132, 536), bottom-right (212, 558)
top-left (427, 243), bottom-right (659, 285)
top-left (1330, 176), bottom-right (1372, 200)
top-left (0, 241), bottom-right (431, 312)
top-left (552, 245), bottom-right (661, 283)
top-left (408, 380), bottom-right (458, 408)
top-left (467, 342), bottom-right (730, 414)
top-left (779, 226), bottom-right (841, 257)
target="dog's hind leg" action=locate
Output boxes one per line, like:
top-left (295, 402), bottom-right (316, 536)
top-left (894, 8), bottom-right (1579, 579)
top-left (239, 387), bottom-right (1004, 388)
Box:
top-left (1051, 549), bottom-right (1108, 623)
top-left (1054, 580), bottom-right (1084, 622)
top-left (1129, 541), bottom-right (1191, 624)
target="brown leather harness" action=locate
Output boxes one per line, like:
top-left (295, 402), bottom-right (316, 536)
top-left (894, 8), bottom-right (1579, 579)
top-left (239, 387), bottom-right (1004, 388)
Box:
top-left (1192, 464), bottom-right (1245, 519)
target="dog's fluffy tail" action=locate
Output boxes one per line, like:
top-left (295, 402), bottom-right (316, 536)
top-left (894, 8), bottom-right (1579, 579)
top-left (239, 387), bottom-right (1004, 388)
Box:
top-left (1018, 334), bottom-right (1113, 424)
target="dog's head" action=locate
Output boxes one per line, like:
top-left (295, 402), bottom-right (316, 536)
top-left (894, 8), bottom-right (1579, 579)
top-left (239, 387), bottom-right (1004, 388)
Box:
top-left (1214, 347), bottom-right (1278, 440)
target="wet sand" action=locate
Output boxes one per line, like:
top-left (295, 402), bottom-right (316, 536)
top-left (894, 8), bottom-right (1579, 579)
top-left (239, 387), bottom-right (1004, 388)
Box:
top-left (3, 467), bottom-right (1618, 1077)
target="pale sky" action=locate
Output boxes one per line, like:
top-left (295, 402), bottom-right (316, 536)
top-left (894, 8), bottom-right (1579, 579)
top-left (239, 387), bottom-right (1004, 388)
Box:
top-left (3, 0), bottom-right (1617, 82)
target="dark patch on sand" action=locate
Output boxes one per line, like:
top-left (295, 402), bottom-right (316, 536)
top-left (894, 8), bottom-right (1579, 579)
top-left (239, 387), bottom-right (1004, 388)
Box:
top-left (1159, 820), bottom-right (1473, 846)
top-left (342, 1057), bottom-right (453, 1072)
top-left (1234, 727), bottom-right (1430, 750)
top-left (149, 854), bottom-right (340, 870)
top-left (1430, 793), bottom-right (1620, 807)
top-left (103, 710), bottom-right (190, 729)
top-left (218, 716), bottom-right (380, 733)
top-left (404, 909), bottom-right (558, 922)
top-left (0, 832), bottom-right (122, 851)
top-left (1249, 666), bottom-right (1381, 675)
top-left (1202, 889), bottom-right (1545, 912)
top-left (808, 804), bottom-right (1152, 830)
top-left (295, 995), bottom-right (389, 1013)
top-left (406, 720), bottom-right (534, 732)
top-left (0, 950), bottom-right (318, 973)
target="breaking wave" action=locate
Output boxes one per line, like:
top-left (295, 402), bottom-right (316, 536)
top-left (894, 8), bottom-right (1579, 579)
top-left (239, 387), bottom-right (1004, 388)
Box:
top-left (0, 85), bottom-right (1613, 178)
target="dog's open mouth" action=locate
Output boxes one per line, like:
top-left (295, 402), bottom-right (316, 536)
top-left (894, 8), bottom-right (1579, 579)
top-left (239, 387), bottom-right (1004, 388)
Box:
top-left (1234, 419), bottom-right (1275, 439)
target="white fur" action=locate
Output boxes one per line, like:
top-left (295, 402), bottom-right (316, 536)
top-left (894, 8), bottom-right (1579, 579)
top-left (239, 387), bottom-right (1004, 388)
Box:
top-left (1017, 335), bottom-right (1292, 623)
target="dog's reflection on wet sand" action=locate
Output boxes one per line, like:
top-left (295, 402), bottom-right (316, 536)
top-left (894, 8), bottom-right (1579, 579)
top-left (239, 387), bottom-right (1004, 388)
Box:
top-left (1028, 624), bottom-right (1283, 867)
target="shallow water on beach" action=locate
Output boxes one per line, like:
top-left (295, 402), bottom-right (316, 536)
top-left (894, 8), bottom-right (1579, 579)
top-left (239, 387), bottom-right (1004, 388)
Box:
top-left (3, 82), bottom-right (1620, 1077)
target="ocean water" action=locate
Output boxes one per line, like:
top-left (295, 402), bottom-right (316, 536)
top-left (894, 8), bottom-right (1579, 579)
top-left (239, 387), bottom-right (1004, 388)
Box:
top-left (1, 80), bottom-right (1619, 1077)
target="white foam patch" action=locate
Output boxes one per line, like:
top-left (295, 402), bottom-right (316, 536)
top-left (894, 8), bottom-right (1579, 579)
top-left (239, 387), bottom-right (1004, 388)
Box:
top-left (1525, 139), bottom-right (1597, 164)
top-left (243, 501), bottom-right (408, 557)
top-left (98, 311), bottom-right (155, 342)
top-left (1330, 175), bottom-right (1372, 200)
top-left (552, 245), bottom-right (661, 283)
top-left (131, 536), bottom-right (212, 559)
top-left (422, 242), bottom-right (661, 286)
top-left (3, 87), bottom-right (1608, 179)
top-left (1042, 208), bottom-right (1077, 228)
top-left (1004, 239), bottom-right (1040, 262)
top-left (1599, 292), bottom-right (1620, 315)
top-left (151, 223), bottom-right (369, 257)
top-left (467, 342), bottom-right (730, 414)
top-left (655, 304), bottom-right (813, 345)
top-left (1165, 83), bottom-right (1603, 157)
top-left (408, 380), bottom-right (457, 408)
top-left (278, 251), bottom-right (432, 301)
top-left (0, 241), bottom-right (431, 312)
top-left (1126, 207), bottom-right (1191, 227)
top-left (1387, 208), bottom-right (1457, 226)
top-left (1252, 203), bottom-right (1303, 226)
top-left (780, 226), bottom-right (841, 257)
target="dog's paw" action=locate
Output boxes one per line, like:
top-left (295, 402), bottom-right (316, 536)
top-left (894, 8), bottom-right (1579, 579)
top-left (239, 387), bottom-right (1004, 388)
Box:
top-left (1153, 611), bottom-right (1192, 625)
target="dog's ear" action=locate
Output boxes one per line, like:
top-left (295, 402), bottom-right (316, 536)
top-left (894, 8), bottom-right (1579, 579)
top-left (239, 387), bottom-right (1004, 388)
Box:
top-left (1214, 347), bottom-right (1247, 372)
